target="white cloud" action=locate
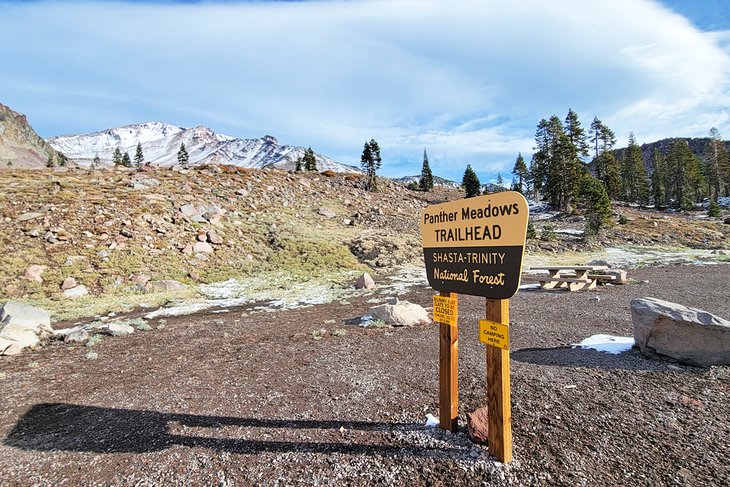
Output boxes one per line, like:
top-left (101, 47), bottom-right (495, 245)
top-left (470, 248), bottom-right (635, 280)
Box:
top-left (1, 0), bottom-right (729, 180)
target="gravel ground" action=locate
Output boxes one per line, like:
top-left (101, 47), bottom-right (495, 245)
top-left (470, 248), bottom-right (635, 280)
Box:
top-left (1, 264), bottom-right (728, 486)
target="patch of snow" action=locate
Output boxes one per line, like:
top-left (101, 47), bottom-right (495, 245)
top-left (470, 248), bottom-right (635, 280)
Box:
top-left (425, 413), bottom-right (439, 428)
top-left (718, 196), bottom-right (730, 207)
top-left (144, 302), bottom-right (210, 319)
top-left (573, 334), bottom-right (634, 354)
top-left (519, 283), bottom-right (541, 290)
top-left (554, 228), bottom-right (584, 236)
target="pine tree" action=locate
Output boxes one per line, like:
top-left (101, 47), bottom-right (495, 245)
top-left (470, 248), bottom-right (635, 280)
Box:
top-left (621, 132), bottom-right (648, 204)
top-left (112, 147), bottom-right (122, 166)
top-left (360, 139), bottom-right (382, 191)
top-left (496, 172), bottom-right (504, 191)
top-left (580, 174), bottom-right (613, 237)
top-left (564, 108), bottom-right (589, 161)
top-left (706, 127), bottom-right (727, 200)
top-left (177, 143), bottom-right (189, 167)
top-left (121, 152), bottom-right (131, 167)
top-left (462, 164), bottom-right (481, 198)
top-left (512, 152), bottom-right (529, 194)
top-left (134, 142), bottom-right (144, 166)
top-left (303, 147), bottom-right (317, 171)
top-left (650, 148), bottom-right (666, 208)
top-left (666, 139), bottom-right (697, 210)
top-left (91, 153), bottom-right (100, 170)
top-left (57, 152), bottom-right (68, 167)
top-left (295, 157), bottom-right (302, 172)
top-left (46, 153), bottom-right (54, 168)
top-left (419, 149), bottom-right (434, 191)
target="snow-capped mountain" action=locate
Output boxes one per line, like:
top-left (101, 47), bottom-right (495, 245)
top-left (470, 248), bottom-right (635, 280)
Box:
top-left (395, 175), bottom-right (461, 188)
top-left (48, 122), bottom-right (360, 173)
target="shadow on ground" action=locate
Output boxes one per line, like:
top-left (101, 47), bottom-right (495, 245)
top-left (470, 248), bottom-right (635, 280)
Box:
top-left (511, 346), bottom-right (701, 372)
top-left (4, 403), bottom-right (455, 457)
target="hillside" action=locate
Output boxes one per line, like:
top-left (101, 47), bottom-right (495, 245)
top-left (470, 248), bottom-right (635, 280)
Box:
top-left (0, 103), bottom-right (59, 169)
top-left (613, 136), bottom-right (730, 170)
top-left (0, 165), bottom-right (728, 321)
top-left (49, 122), bottom-right (358, 173)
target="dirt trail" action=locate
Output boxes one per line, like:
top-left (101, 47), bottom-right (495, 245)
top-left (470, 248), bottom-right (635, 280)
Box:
top-left (1, 264), bottom-right (729, 486)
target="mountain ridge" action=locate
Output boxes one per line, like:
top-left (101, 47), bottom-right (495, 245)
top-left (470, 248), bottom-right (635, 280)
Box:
top-left (48, 121), bottom-right (360, 173)
top-left (0, 103), bottom-right (59, 168)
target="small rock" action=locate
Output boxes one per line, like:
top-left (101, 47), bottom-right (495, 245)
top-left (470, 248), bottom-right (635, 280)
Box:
top-left (63, 285), bottom-right (90, 298)
top-left (467, 407), bottom-right (489, 444)
top-left (24, 264), bottom-right (47, 283)
top-left (147, 280), bottom-right (188, 292)
top-left (207, 230), bottom-right (223, 245)
top-left (354, 272), bottom-right (376, 290)
top-left (317, 207), bottom-right (337, 218)
top-left (193, 241), bottom-right (214, 254)
top-left (17, 212), bottom-right (44, 222)
top-left (107, 323), bottom-right (134, 336)
top-left (605, 269), bottom-right (629, 285)
top-left (64, 328), bottom-right (89, 343)
top-left (120, 228), bottom-right (134, 238)
top-left (724, 216), bottom-right (730, 225)
top-left (129, 274), bottom-right (151, 286)
top-left (60, 277), bottom-right (77, 290)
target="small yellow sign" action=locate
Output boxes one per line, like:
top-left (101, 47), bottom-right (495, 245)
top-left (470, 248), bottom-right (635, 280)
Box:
top-left (433, 295), bottom-right (458, 326)
top-left (479, 320), bottom-right (509, 350)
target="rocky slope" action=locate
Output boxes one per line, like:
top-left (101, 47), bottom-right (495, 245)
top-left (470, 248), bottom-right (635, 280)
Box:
top-left (0, 103), bottom-right (59, 169)
top-left (0, 164), bottom-right (728, 322)
top-left (49, 122), bottom-right (359, 173)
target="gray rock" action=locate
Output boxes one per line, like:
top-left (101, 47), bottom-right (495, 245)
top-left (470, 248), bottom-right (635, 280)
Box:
top-left (354, 272), bottom-right (376, 290)
top-left (17, 212), bottom-right (44, 222)
top-left (317, 207), bottom-right (337, 218)
top-left (0, 302), bottom-right (52, 356)
top-left (63, 285), bottom-right (90, 298)
top-left (368, 300), bottom-right (430, 327)
top-left (147, 280), bottom-right (188, 292)
top-left (179, 203), bottom-right (199, 218)
top-left (631, 297), bottom-right (730, 367)
top-left (193, 241), bottom-right (214, 254)
top-left (64, 328), bottom-right (89, 343)
top-left (106, 323), bottom-right (135, 336)
top-left (604, 269), bottom-right (629, 284)
top-left (131, 178), bottom-right (160, 190)
top-left (207, 230), bottom-right (223, 245)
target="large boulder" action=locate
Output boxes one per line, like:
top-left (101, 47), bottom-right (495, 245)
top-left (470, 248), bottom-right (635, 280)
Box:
top-left (630, 297), bottom-right (730, 367)
top-left (368, 300), bottom-right (430, 327)
top-left (0, 302), bottom-right (52, 356)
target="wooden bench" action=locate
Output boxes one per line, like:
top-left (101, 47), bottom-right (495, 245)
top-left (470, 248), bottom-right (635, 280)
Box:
top-left (527, 265), bottom-right (610, 292)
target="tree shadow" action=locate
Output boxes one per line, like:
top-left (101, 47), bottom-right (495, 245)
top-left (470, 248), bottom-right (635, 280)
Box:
top-left (4, 403), bottom-right (457, 457)
top-left (511, 346), bottom-right (702, 372)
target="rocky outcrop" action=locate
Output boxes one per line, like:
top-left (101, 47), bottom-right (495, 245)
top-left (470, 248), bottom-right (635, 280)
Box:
top-left (630, 297), bottom-right (730, 367)
top-left (0, 103), bottom-right (59, 168)
top-left (0, 302), bottom-right (52, 355)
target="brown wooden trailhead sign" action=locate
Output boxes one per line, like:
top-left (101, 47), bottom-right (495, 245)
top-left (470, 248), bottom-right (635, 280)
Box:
top-left (419, 191), bottom-right (529, 463)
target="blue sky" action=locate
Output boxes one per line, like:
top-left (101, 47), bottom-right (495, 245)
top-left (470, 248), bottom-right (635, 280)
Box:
top-left (1, 0), bottom-right (729, 182)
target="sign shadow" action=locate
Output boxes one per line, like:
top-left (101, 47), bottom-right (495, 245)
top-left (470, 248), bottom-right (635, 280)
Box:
top-left (4, 403), bottom-right (459, 458)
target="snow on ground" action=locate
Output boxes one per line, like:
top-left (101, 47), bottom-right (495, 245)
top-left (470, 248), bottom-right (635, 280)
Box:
top-left (573, 334), bottom-right (635, 354)
top-left (717, 196), bottom-right (730, 207)
top-left (425, 414), bottom-right (439, 428)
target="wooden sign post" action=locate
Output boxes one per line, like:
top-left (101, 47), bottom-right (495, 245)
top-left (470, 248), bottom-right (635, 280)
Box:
top-left (438, 291), bottom-right (458, 432)
top-left (420, 192), bottom-right (528, 463)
